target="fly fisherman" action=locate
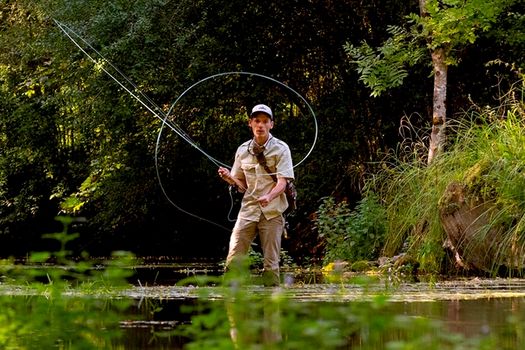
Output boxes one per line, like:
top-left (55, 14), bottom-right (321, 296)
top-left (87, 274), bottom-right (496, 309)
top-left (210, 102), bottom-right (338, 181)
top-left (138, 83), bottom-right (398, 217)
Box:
top-left (218, 104), bottom-right (294, 286)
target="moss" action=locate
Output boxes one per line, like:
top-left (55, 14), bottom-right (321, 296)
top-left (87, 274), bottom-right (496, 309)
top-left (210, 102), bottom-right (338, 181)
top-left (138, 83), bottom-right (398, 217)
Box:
top-left (350, 260), bottom-right (370, 272)
top-left (438, 182), bottom-right (464, 216)
top-left (463, 160), bottom-right (497, 203)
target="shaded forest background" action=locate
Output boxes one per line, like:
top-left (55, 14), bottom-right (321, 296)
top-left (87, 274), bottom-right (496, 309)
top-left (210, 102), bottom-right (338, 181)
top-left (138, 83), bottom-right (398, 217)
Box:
top-left (1, 0), bottom-right (523, 262)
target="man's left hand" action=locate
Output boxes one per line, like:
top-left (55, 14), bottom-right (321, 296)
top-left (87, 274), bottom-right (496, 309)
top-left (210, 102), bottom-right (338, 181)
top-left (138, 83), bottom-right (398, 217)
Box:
top-left (258, 194), bottom-right (272, 207)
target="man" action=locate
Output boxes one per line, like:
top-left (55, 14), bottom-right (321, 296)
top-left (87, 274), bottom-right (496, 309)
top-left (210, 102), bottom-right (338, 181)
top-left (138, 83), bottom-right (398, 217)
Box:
top-left (218, 103), bottom-right (294, 286)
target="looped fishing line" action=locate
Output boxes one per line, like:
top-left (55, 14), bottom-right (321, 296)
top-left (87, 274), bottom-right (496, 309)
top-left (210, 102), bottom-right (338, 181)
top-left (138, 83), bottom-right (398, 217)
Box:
top-left (161, 71), bottom-right (318, 174)
top-left (54, 20), bottom-right (318, 230)
top-left (156, 72), bottom-right (318, 220)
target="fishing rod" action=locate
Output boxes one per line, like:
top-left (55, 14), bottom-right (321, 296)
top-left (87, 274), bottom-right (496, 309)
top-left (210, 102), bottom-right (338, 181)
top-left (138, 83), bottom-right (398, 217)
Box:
top-left (54, 19), bottom-right (226, 168)
top-left (54, 19), bottom-right (234, 230)
top-left (54, 20), bottom-right (318, 230)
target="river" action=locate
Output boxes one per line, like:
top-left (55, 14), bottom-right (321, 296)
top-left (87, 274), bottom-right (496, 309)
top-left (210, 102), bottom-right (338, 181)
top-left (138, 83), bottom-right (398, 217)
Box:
top-left (1, 263), bottom-right (524, 349)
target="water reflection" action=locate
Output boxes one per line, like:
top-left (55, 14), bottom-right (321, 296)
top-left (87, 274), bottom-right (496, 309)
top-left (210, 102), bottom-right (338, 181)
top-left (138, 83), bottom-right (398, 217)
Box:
top-left (118, 274), bottom-right (525, 349)
top-left (391, 297), bottom-right (525, 337)
top-left (2, 261), bottom-right (525, 349)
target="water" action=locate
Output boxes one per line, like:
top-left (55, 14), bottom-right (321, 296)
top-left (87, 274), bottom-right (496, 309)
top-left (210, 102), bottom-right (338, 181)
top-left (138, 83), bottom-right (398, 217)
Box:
top-left (392, 297), bottom-right (525, 337)
top-left (115, 297), bottom-right (524, 349)
top-left (2, 263), bottom-right (525, 349)
top-left (117, 271), bottom-right (525, 348)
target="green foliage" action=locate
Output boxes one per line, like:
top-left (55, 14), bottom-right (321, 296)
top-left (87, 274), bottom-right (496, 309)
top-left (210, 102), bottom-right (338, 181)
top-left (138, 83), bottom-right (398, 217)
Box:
top-left (316, 194), bottom-right (386, 265)
top-left (175, 266), bottom-right (517, 349)
top-left (344, 26), bottom-right (426, 97)
top-left (0, 216), bottom-right (135, 348)
top-left (410, 0), bottom-right (514, 54)
top-left (0, 294), bottom-right (128, 349)
top-left (0, 0), bottom-right (523, 259)
top-left (346, 0), bottom-right (515, 96)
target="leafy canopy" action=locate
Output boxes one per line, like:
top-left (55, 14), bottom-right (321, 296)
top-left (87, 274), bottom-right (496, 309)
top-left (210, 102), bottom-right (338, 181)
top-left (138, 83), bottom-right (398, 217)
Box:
top-left (345, 0), bottom-right (515, 96)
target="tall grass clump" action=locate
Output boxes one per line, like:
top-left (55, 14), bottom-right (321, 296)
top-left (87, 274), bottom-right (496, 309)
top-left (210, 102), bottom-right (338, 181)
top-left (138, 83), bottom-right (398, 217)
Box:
top-left (367, 81), bottom-right (525, 274)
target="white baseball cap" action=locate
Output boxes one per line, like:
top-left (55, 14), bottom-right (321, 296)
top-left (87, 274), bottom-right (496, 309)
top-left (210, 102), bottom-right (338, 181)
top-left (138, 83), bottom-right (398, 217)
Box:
top-left (250, 104), bottom-right (273, 120)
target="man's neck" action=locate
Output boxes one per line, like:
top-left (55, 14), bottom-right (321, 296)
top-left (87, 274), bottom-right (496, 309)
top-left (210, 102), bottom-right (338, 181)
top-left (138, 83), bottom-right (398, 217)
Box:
top-left (254, 134), bottom-right (271, 146)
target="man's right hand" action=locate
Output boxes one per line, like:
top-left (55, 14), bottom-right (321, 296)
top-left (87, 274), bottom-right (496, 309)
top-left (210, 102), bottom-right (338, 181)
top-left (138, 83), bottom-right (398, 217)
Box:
top-left (218, 167), bottom-right (231, 182)
top-left (218, 167), bottom-right (246, 192)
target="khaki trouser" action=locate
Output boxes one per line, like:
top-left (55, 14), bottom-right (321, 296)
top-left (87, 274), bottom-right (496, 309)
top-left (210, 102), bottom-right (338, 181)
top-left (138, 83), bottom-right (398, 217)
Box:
top-left (226, 214), bottom-right (284, 285)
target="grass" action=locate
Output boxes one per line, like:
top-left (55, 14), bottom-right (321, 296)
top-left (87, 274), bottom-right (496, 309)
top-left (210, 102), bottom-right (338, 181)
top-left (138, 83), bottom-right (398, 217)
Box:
top-left (366, 84), bottom-right (525, 275)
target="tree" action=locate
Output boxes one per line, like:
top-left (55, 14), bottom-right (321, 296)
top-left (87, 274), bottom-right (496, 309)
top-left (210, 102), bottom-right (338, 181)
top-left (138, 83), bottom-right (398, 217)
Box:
top-left (345, 0), bottom-right (515, 163)
top-left (1, 0), bottom-right (521, 259)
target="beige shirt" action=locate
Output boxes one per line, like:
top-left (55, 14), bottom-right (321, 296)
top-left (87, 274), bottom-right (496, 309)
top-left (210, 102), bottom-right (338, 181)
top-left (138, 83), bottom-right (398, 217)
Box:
top-left (231, 135), bottom-right (294, 221)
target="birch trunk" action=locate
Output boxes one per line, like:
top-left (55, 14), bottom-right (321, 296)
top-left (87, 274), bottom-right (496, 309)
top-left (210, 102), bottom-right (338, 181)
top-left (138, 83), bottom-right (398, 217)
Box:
top-left (419, 0), bottom-right (448, 164)
top-left (428, 47), bottom-right (448, 164)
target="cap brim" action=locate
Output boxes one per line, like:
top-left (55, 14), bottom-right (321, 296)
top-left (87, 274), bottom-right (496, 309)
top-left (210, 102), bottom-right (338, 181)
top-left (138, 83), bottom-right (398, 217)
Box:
top-left (250, 111), bottom-right (273, 120)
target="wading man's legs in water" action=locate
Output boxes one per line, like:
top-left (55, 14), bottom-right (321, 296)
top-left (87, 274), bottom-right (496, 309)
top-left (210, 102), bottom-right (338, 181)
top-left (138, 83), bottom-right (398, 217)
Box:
top-left (226, 215), bottom-right (283, 286)
top-left (218, 104), bottom-right (294, 287)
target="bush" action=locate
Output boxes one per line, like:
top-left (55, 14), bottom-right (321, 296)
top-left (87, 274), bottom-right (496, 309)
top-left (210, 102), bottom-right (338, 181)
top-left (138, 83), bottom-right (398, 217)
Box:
top-left (316, 194), bottom-right (386, 265)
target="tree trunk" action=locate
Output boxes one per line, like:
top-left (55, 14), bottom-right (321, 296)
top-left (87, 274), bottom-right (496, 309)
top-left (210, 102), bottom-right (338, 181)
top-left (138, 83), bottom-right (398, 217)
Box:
top-left (439, 182), bottom-right (503, 272)
top-left (419, 0), bottom-right (448, 164)
top-left (418, 0), bottom-right (427, 17)
top-left (428, 47), bottom-right (448, 164)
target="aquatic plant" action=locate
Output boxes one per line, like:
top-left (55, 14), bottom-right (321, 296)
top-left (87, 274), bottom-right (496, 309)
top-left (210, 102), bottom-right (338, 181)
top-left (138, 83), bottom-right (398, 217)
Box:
top-left (172, 265), bottom-right (525, 349)
top-left (0, 216), bottom-right (135, 348)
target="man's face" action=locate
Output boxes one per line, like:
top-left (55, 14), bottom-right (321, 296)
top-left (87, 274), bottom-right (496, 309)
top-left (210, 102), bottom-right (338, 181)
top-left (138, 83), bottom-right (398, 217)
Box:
top-left (248, 113), bottom-right (273, 139)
